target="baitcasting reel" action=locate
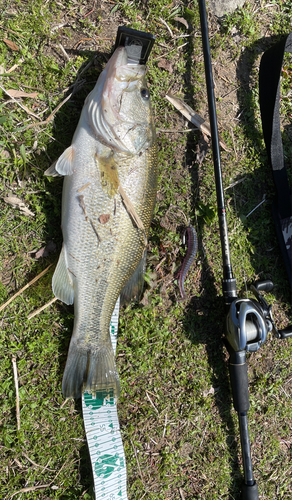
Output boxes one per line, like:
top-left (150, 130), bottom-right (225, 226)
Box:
top-left (226, 279), bottom-right (292, 353)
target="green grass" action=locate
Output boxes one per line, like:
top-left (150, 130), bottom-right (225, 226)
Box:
top-left (0, 0), bottom-right (291, 499)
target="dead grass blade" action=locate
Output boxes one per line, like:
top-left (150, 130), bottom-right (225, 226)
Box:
top-left (12, 356), bottom-right (20, 431)
top-left (165, 93), bottom-right (229, 151)
top-left (27, 296), bottom-right (58, 320)
top-left (0, 264), bottom-right (52, 313)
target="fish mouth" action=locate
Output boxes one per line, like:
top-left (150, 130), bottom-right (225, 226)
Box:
top-left (87, 47), bottom-right (149, 154)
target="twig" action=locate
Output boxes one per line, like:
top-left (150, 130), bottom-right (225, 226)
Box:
top-left (156, 42), bottom-right (189, 60)
top-left (246, 195), bottom-right (266, 218)
top-left (19, 58), bottom-right (92, 131)
top-left (84, 0), bottom-right (96, 18)
top-left (163, 413), bottom-right (168, 438)
top-left (49, 453), bottom-right (73, 484)
top-left (10, 484), bottom-right (51, 498)
top-left (10, 455), bottom-right (74, 498)
top-left (7, 57), bottom-right (24, 73)
top-left (20, 92), bottom-right (74, 132)
top-left (27, 296), bottom-right (58, 320)
top-left (51, 23), bottom-right (67, 33)
top-left (41, 458), bottom-right (54, 474)
top-left (146, 391), bottom-right (159, 413)
top-left (179, 488), bottom-right (186, 500)
top-left (159, 17), bottom-right (174, 38)
top-left (0, 264), bottom-right (52, 313)
top-left (0, 83), bottom-right (40, 119)
top-left (60, 398), bottom-right (70, 409)
top-left (157, 128), bottom-right (195, 133)
top-left (58, 43), bottom-right (70, 62)
top-left (224, 177), bottom-right (246, 191)
top-left (165, 93), bottom-right (229, 151)
top-left (20, 68), bottom-right (86, 133)
top-left (22, 453), bottom-right (56, 472)
top-left (130, 440), bottom-right (144, 484)
top-left (230, 126), bottom-right (238, 160)
top-left (200, 424), bottom-right (208, 448)
top-left (12, 356), bottom-right (20, 431)
top-left (155, 256), bottom-right (166, 271)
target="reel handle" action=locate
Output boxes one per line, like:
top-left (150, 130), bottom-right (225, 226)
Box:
top-left (253, 279), bottom-right (274, 293)
top-left (278, 326), bottom-right (292, 339)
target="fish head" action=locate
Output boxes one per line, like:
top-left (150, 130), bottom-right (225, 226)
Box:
top-left (87, 47), bottom-right (155, 155)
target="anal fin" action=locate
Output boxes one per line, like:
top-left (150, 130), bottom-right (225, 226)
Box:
top-left (120, 249), bottom-right (147, 306)
top-left (52, 246), bottom-right (74, 305)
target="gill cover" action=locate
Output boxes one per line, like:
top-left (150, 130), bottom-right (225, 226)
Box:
top-left (86, 47), bottom-right (152, 154)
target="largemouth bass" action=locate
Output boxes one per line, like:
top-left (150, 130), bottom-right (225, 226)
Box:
top-left (46, 47), bottom-right (158, 399)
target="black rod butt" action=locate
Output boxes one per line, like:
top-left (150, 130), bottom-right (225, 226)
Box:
top-left (240, 481), bottom-right (259, 500)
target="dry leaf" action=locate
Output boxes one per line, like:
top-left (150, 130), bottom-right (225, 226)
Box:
top-left (203, 386), bottom-right (219, 397)
top-left (3, 195), bottom-right (35, 217)
top-left (174, 16), bottom-right (190, 29)
top-left (7, 89), bottom-right (38, 99)
top-left (3, 38), bottom-right (19, 51)
top-left (158, 59), bottom-right (173, 74)
top-left (34, 241), bottom-right (56, 259)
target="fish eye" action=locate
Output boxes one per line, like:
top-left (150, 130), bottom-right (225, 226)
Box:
top-left (141, 88), bottom-right (150, 100)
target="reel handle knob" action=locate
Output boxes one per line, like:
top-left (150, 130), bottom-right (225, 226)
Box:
top-left (254, 279), bottom-right (274, 292)
top-left (279, 326), bottom-right (292, 339)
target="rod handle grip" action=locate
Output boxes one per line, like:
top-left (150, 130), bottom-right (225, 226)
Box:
top-left (240, 481), bottom-right (259, 499)
top-left (229, 352), bottom-right (249, 413)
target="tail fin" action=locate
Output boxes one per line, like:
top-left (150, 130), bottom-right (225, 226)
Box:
top-left (62, 342), bottom-right (121, 399)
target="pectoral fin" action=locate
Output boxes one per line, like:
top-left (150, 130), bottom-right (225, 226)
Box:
top-left (120, 250), bottom-right (147, 306)
top-left (55, 145), bottom-right (75, 176)
top-left (52, 246), bottom-right (74, 305)
top-left (44, 161), bottom-right (63, 177)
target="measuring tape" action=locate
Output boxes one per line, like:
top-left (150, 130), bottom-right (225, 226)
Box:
top-left (82, 298), bottom-right (128, 500)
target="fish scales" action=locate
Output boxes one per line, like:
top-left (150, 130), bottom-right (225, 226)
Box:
top-left (47, 47), bottom-right (158, 398)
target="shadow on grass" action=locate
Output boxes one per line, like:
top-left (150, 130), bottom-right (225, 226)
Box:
top-left (179, 8), bottom-right (242, 498)
top-left (177, 31), bottom-right (292, 499)
top-left (234, 34), bottom-right (292, 299)
top-left (23, 48), bottom-right (111, 496)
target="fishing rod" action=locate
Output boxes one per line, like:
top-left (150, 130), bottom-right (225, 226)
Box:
top-left (197, 1), bottom-right (292, 499)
